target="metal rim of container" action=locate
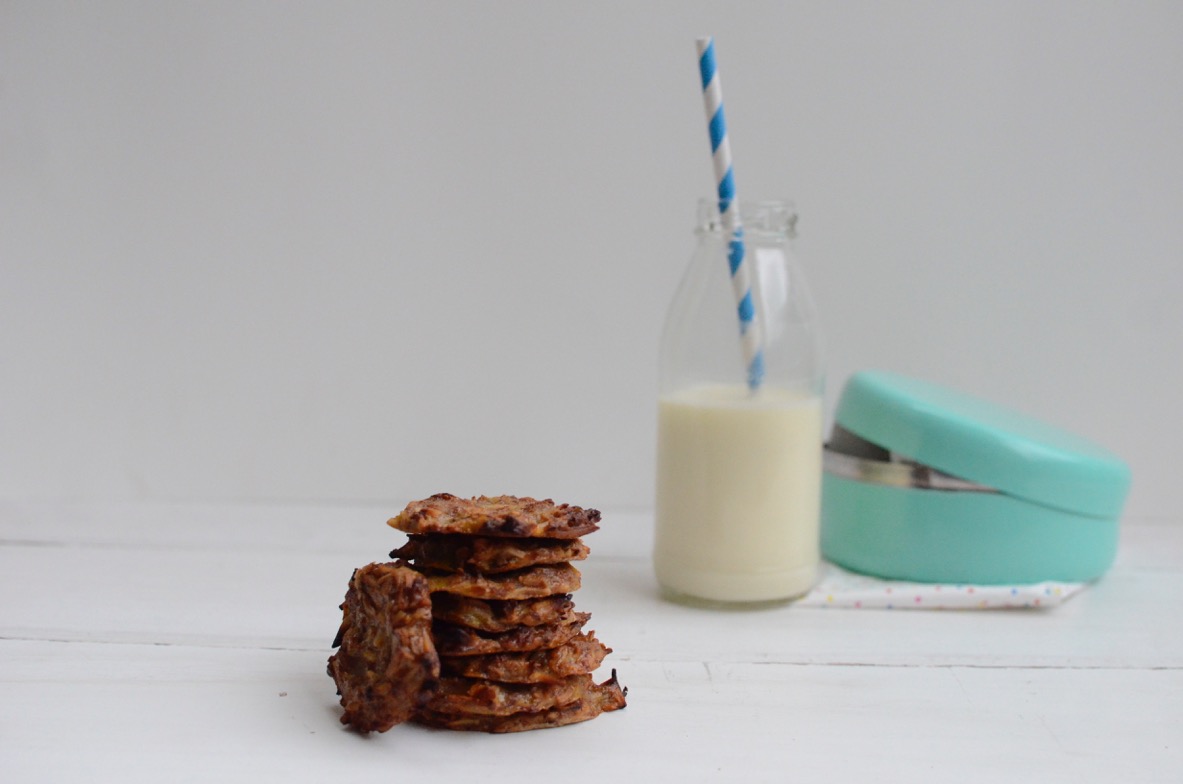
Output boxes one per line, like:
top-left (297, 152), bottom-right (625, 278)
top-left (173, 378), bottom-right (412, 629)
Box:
top-left (823, 442), bottom-right (998, 493)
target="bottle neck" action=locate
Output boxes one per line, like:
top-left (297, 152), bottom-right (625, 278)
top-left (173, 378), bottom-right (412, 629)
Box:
top-left (696, 199), bottom-right (797, 238)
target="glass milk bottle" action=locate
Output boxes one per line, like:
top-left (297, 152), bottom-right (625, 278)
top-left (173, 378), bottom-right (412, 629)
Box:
top-left (654, 199), bottom-right (824, 606)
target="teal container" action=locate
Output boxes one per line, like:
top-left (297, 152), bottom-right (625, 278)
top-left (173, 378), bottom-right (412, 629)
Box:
top-left (821, 371), bottom-right (1131, 584)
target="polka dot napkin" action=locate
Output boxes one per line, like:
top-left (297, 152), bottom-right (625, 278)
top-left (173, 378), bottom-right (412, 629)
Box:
top-left (796, 561), bottom-right (1086, 610)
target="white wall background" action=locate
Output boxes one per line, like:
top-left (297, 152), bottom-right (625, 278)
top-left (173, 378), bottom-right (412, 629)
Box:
top-left (2, 1), bottom-right (1180, 519)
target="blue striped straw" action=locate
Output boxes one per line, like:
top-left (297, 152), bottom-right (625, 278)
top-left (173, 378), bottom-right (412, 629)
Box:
top-left (696, 37), bottom-right (764, 390)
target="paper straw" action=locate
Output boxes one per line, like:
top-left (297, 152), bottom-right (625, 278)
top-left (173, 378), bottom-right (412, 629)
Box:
top-left (696, 36), bottom-right (764, 390)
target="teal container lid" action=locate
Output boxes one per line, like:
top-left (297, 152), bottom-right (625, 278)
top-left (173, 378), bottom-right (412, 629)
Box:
top-left (834, 371), bottom-right (1131, 519)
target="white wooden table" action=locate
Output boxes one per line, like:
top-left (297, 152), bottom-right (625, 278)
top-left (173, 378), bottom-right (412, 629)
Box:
top-left (2, 502), bottom-right (1180, 783)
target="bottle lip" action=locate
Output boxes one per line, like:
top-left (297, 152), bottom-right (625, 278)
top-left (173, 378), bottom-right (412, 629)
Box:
top-left (696, 198), bottom-right (797, 237)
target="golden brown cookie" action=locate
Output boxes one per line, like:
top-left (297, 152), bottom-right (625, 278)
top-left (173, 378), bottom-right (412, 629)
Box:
top-left (440, 632), bottom-right (611, 684)
top-left (430, 593), bottom-right (576, 633)
top-left (413, 672), bottom-right (627, 733)
top-left (432, 613), bottom-right (591, 656)
top-left (412, 562), bottom-right (581, 600)
top-left (388, 494), bottom-right (600, 539)
top-left (425, 673), bottom-right (592, 716)
top-left (391, 534), bottom-right (590, 574)
top-left (327, 563), bottom-right (439, 733)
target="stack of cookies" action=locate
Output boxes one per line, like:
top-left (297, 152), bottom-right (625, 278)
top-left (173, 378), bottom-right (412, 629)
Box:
top-left (328, 493), bottom-right (626, 734)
